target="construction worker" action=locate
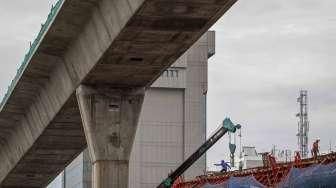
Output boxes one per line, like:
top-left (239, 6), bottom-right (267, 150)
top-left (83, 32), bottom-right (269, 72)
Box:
top-left (311, 138), bottom-right (320, 161)
top-left (214, 160), bottom-right (231, 173)
top-left (294, 151), bottom-right (302, 167)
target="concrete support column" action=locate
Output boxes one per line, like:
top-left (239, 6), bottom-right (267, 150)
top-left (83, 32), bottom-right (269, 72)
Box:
top-left (76, 85), bottom-right (144, 188)
top-left (93, 160), bottom-right (128, 187)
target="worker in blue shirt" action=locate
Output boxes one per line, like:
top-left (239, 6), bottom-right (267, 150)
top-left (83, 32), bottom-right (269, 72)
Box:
top-left (214, 160), bottom-right (231, 172)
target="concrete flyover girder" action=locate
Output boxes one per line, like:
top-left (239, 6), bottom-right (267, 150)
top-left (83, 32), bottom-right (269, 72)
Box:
top-left (0, 0), bottom-right (237, 187)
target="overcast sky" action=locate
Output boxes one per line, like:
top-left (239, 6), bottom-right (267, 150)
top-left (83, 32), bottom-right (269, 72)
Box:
top-left (207, 0), bottom-right (336, 169)
top-left (0, 0), bottom-right (335, 173)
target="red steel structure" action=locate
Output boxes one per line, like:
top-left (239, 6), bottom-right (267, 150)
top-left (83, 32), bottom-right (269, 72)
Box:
top-left (173, 153), bottom-right (336, 188)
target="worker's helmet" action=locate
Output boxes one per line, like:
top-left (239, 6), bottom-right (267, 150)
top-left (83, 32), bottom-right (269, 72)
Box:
top-left (316, 138), bottom-right (320, 142)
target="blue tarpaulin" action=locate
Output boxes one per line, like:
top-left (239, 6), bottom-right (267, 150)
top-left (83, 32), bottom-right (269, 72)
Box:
top-left (202, 176), bottom-right (265, 188)
top-left (277, 161), bottom-right (336, 188)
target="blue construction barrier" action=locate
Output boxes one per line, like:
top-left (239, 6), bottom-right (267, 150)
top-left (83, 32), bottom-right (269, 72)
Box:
top-left (202, 176), bottom-right (265, 188)
top-left (277, 161), bottom-right (336, 188)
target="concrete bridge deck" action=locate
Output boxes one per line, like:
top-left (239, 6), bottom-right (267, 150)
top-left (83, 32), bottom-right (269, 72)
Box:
top-left (0, 0), bottom-right (237, 187)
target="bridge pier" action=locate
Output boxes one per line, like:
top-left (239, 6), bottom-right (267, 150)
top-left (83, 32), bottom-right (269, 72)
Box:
top-left (76, 85), bottom-right (144, 188)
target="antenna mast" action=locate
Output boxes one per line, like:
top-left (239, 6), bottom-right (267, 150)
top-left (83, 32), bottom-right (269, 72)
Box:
top-left (296, 90), bottom-right (309, 158)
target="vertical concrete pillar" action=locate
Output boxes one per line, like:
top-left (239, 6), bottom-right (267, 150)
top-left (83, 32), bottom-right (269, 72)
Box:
top-left (76, 85), bottom-right (144, 188)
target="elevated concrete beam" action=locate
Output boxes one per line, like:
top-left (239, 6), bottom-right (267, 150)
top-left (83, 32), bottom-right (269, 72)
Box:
top-left (1, 0), bottom-right (142, 185)
top-left (0, 0), bottom-right (237, 186)
top-left (76, 85), bottom-right (144, 188)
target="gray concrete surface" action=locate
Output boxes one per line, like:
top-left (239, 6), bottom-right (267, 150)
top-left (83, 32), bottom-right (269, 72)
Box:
top-left (76, 86), bottom-right (144, 188)
top-left (0, 0), bottom-right (236, 187)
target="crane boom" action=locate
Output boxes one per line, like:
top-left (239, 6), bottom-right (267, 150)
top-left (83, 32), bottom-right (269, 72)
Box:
top-left (157, 118), bottom-right (241, 188)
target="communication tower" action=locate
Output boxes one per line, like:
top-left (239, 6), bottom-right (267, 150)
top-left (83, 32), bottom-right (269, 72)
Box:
top-left (296, 90), bottom-right (309, 158)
